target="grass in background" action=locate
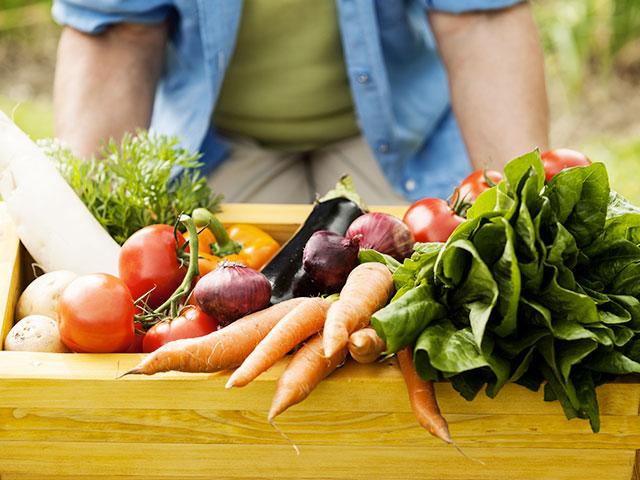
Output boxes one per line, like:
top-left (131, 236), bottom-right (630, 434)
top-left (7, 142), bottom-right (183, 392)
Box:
top-left (584, 138), bottom-right (640, 202)
top-left (0, 95), bottom-right (54, 139)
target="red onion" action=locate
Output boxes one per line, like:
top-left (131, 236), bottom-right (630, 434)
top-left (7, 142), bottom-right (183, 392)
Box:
top-left (345, 212), bottom-right (414, 260)
top-left (302, 231), bottom-right (360, 292)
top-left (193, 263), bottom-right (271, 324)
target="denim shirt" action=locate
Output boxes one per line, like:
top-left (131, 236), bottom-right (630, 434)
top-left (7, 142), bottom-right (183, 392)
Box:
top-left (53, 0), bottom-right (521, 200)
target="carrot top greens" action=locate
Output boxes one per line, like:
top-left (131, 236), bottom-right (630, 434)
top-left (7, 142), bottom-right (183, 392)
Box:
top-left (40, 132), bottom-right (222, 244)
top-left (362, 149), bottom-right (640, 432)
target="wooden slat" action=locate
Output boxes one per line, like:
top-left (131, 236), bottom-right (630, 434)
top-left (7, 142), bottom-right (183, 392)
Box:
top-left (0, 408), bottom-right (638, 450)
top-left (0, 442), bottom-right (635, 480)
top-left (0, 354), bottom-right (638, 416)
top-left (2, 476), bottom-right (371, 480)
top-left (0, 204), bottom-right (21, 347)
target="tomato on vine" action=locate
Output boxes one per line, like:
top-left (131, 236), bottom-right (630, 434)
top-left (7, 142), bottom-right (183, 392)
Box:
top-left (142, 305), bottom-right (220, 353)
top-left (403, 198), bottom-right (465, 243)
top-left (119, 224), bottom-right (188, 309)
top-left (451, 169), bottom-right (503, 206)
top-left (541, 149), bottom-right (591, 182)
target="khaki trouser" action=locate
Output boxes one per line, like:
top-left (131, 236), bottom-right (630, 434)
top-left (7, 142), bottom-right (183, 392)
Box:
top-left (207, 136), bottom-right (408, 205)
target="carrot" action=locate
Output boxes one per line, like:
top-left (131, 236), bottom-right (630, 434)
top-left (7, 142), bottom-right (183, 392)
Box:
top-left (225, 297), bottom-right (330, 388)
top-left (268, 333), bottom-right (347, 422)
top-left (323, 262), bottom-right (393, 357)
top-left (396, 346), bottom-right (452, 444)
top-left (348, 327), bottom-right (386, 363)
top-left (123, 298), bottom-right (306, 376)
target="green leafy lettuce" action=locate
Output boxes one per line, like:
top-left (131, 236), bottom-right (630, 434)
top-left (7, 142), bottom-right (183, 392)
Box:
top-left (370, 150), bottom-right (640, 432)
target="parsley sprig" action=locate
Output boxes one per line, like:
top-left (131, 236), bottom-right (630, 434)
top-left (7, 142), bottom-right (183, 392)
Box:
top-left (40, 131), bottom-right (222, 245)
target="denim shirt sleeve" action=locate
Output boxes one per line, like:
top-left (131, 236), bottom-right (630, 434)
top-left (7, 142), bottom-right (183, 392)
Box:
top-left (420, 0), bottom-right (524, 13)
top-left (52, 0), bottom-right (173, 34)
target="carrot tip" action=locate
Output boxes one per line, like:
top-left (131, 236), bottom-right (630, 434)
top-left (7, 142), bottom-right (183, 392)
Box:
top-left (117, 368), bottom-right (140, 379)
top-left (224, 378), bottom-right (235, 389)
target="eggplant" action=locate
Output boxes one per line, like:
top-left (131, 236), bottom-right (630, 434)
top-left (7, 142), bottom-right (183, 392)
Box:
top-left (261, 196), bottom-right (365, 303)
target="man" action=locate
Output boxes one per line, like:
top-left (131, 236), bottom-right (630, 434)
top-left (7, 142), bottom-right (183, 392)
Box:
top-left (52, 0), bottom-right (548, 204)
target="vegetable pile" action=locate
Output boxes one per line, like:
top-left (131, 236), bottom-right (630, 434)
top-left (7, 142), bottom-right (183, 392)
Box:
top-left (5, 109), bottom-right (640, 446)
top-left (368, 149), bottom-right (640, 432)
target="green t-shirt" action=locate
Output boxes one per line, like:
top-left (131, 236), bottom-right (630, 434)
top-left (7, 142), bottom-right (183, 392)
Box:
top-left (213, 0), bottom-right (360, 152)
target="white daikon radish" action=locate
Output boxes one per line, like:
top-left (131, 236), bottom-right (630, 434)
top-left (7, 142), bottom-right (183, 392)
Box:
top-left (0, 111), bottom-right (120, 275)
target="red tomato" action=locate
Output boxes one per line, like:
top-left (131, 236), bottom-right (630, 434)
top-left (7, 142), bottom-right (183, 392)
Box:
top-left (125, 321), bottom-right (146, 353)
top-left (541, 149), bottom-right (591, 182)
top-left (58, 273), bottom-right (135, 353)
top-left (119, 224), bottom-right (187, 309)
top-left (142, 306), bottom-right (220, 353)
top-left (403, 198), bottom-right (465, 243)
top-left (451, 169), bottom-right (503, 205)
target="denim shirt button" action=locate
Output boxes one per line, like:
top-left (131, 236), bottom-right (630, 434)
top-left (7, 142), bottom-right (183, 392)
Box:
top-left (405, 179), bottom-right (416, 192)
top-left (377, 141), bottom-right (390, 153)
top-left (356, 72), bottom-right (370, 84)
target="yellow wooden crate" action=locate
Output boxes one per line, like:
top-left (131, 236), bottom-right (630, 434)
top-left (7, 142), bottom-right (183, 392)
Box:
top-left (0, 204), bottom-right (638, 480)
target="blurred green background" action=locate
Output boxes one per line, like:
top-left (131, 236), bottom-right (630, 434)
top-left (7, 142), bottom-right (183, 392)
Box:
top-left (1, 0), bottom-right (639, 201)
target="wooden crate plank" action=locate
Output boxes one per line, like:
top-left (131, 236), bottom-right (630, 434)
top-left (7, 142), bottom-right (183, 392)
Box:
top-left (0, 408), bottom-right (638, 450)
top-left (0, 353), bottom-right (638, 416)
top-left (0, 442), bottom-right (635, 480)
top-left (2, 476), bottom-right (392, 480)
top-left (0, 204), bottom-right (21, 347)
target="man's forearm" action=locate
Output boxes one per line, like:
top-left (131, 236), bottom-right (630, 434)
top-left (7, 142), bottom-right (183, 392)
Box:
top-left (54, 23), bottom-right (167, 158)
top-left (429, 3), bottom-right (549, 170)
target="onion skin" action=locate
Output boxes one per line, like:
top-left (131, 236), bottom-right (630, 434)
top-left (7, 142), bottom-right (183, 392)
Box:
top-left (302, 231), bottom-right (360, 293)
top-left (346, 212), bottom-right (414, 261)
top-left (193, 263), bottom-right (272, 325)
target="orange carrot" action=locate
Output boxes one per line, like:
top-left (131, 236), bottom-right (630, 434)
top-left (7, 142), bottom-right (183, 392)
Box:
top-left (225, 297), bottom-right (330, 388)
top-left (396, 346), bottom-right (452, 444)
top-left (123, 298), bottom-right (306, 376)
top-left (323, 262), bottom-right (393, 357)
top-left (348, 327), bottom-right (386, 363)
top-left (268, 333), bottom-right (347, 422)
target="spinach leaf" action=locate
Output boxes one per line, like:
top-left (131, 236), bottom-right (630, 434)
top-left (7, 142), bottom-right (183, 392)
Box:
top-left (544, 163), bottom-right (609, 247)
top-left (439, 240), bottom-right (499, 347)
top-left (371, 282), bottom-right (445, 353)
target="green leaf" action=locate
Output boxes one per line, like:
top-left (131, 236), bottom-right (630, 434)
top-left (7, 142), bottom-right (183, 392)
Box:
top-left (557, 339), bottom-right (598, 383)
top-left (414, 319), bottom-right (510, 397)
top-left (546, 223), bottom-right (578, 269)
top-left (534, 266), bottom-right (599, 324)
top-left (490, 219), bottom-right (521, 337)
top-left (370, 282), bottom-right (446, 353)
top-left (504, 149), bottom-right (545, 194)
top-left (583, 349), bottom-right (640, 374)
top-left (358, 249), bottom-right (401, 273)
top-left (544, 163), bottom-right (609, 247)
top-left (439, 240), bottom-right (499, 347)
top-left (467, 186), bottom-right (498, 220)
top-left (572, 368), bottom-right (600, 432)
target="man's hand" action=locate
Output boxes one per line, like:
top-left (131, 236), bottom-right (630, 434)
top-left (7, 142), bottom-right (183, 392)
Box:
top-left (429, 3), bottom-right (549, 170)
top-left (54, 22), bottom-right (168, 158)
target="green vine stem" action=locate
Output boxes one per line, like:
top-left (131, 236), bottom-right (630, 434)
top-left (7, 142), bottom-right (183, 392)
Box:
top-left (135, 214), bottom-right (201, 324)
